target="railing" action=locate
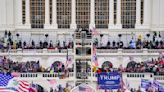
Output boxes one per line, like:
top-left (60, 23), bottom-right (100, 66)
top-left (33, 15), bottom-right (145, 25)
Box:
top-left (97, 49), bottom-right (164, 53)
top-left (154, 75), bottom-right (164, 80)
top-left (123, 73), bottom-right (154, 78)
top-left (96, 49), bottom-right (118, 53)
top-left (19, 72), bottom-right (74, 78)
top-left (17, 72), bottom-right (164, 81)
top-left (0, 49), bottom-right (73, 53)
top-left (0, 48), bottom-right (163, 54)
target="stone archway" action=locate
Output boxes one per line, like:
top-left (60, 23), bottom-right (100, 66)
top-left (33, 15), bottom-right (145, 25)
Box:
top-left (51, 61), bottom-right (65, 72)
top-left (126, 61), bottom-right (137, 68)
top-left (35, 84), bottom-right (44, 92)
top-left (71, 83), bottom-right (95, 92)
top-left (101, 61), bottom-right (113, 70)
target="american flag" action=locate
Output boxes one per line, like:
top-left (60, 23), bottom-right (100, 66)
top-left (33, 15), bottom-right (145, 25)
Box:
top-left (47, 79), bottom-right (56, 87)
top-left (17, 80), bottom-right (30, 92)
top-left (29, 83), bottom-right (37, 92)
top-left (91, 27), bottom-right (99, 35)
top-left (0, 73), bottom-right (14, 86)
top-left (121, 79), bottom-right (130, 92)
top-left (66, 49), bottom-right (72, 67)
top-left (92, 46), bottom-right (99, 66)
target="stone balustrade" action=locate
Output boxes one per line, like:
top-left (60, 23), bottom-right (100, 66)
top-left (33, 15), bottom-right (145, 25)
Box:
top-left (0, 49), bottom-right (164, 54)
top-left (19, 72), bottom-right (74, 79)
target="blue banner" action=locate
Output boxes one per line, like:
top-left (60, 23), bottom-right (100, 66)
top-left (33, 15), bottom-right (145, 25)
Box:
top-left (141, 79), bottom-right (151, 89)
top-left (159, 85), bottom-right (164, 92)
top-left (97, 72), bottom-right (121, 89)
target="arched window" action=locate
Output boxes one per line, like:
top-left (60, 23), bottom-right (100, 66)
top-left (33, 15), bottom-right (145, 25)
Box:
top-left (141, 0), bottom-right (144, 24)
top-left (22, 0), bottom-right (26, 24)
top-left (101, 61), bottom-right (113, 69)
top-left (126, 61), bottom-right (137, 68)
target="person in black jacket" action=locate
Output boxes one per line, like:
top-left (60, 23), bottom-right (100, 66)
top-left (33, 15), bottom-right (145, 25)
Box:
top-left (112, 40), bottom-right (116, 49)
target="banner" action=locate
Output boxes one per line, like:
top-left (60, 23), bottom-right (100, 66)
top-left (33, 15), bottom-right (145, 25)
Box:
top-left (153, 80), bottom-right (164, 92)
top-left (97, 72), bottom-right (121, 89)
top-left (141, 79), bottom-right (151, 89)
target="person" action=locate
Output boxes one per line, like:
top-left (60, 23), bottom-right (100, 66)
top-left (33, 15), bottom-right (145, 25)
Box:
top-left (107, 40), bottom-right (110, 48)
top-left (130, 38), bottom-right (136, 49)
top-left (39, 41), bottom-right (43, 49)
top-left (23, 41), bottom-right (26, 49)
top-left (50, 87), bottom-right (53, 92)
top-left (112, 40), bottom-right (116, 49)
top-left (31, 40), bottom-right (35, 48)
top-left (49, 40), bottom-right (53, 48)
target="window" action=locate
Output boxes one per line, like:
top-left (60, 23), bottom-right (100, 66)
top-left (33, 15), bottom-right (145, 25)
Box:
top-left (114, 0), bottom-right (117, 24)
top-left (57, 0), bottom-right (71, 28)
top-left (141, 0), bottom-right (144, 24)
top-left (22, 0), bottom-right (26, 24)
top-left (121, 0), bottom-right (136, 28)
top-left (49, 0), bottom-right (52, 24)
top-left (76, 0), bottom-right (90, 28)
top-left (30, 0), bottom-right (45, 28)
top-left (95, 0), bottom-right (109, 28)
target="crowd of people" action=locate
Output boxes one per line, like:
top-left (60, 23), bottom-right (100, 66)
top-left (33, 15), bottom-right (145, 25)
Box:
top-left (0, 56), bottom-right (46, 73)
top-left (0, 31), bottom-right (74, 51)
top-left (96, 56), bottom-right (164, 75)
top-left (0, 56), bottom-right (74, 75)
top-left (125, 57), bottom-right (164, 75)
top-left (0, 55), bottom-right (163, 76)
top-left (0, 31), bottom-right (163, 52)
top-left (50, 83), bottom-right (72, 92)
top-left (94, 32), bottom-right (163, 49)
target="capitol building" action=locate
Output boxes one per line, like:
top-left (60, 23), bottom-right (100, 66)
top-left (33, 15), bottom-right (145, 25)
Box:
top-left (0, 0), bottom-right (164, 92)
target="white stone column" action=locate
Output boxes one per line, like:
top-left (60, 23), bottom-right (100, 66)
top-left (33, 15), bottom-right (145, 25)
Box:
top-left (15, 0), bottom-right (23, 29)
top-left (70, 0), bottom-right (77, 29)
top-left (143, 0), bottom-right (151, 29)
top-left (52, 0), bottom-right (58, 29)
top-left (108, 0), bottom-right (114, 29)
top-left (0, 0), bottom-right (7, 29)
top-left (44, 0), bottom-right (51, 29)
top-left (89, 0), bottom-right (95, 29)
top-left (25, 0), bottom-right (31, 28)
top-left (116, 0), bottom-right (122, 29)
top-left (135, 0), bottom-right (141, 29)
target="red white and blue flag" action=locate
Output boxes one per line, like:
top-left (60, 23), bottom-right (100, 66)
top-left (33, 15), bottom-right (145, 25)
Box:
top-left (92, 46), bottom-right (98, 66)
top-left (29, 83), bottom-right (37, 92)
top-left (17, 80), bottom-right (30, 92)
top-left (47, 79), bottom-right (56, 87)
top-left (66, 49), bottom-right (72, 68)
top-left (91, 27), bottom-right (99, 35)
